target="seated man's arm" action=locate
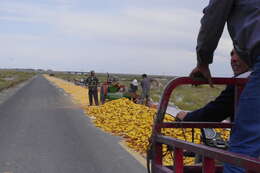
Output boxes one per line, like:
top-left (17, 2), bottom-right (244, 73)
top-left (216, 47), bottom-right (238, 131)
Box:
top-left (180, 85), bottom-right (235, 122)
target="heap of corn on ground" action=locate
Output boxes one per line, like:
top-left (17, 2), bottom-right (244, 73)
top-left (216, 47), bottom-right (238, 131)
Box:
top-left (45, 75), bottom-right (230, 165)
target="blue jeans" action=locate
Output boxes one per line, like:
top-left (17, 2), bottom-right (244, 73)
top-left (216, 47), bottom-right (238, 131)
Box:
top-left (224, 56), bottom-right (260, 173)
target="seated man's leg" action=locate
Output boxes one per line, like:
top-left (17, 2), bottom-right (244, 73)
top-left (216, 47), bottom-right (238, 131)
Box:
top-left (224, 57), bottom-right (260, 173)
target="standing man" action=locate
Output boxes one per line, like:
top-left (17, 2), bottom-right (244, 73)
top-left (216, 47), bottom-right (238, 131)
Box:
top-left (141, 74), bottom-right (152, 106)
top-left (141, 74), bottom-right (158, 106)
top-left (85, 70), bottom-right (99, 106)
top-left (190, 1), bottom-right (260, 172)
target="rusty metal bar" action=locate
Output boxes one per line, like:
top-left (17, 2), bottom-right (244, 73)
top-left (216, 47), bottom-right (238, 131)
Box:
top-left (150, 77), bottom-right (248, 173)
top-left (203, 157), bottom-right (216, 173)
top-left (153, 164), bottom-right (173, 173)
top-left (157, 122), bottom-right (233, 129)
top-left (174, 148), bottom-right (183, 173)
top-left (156, 135), bottom-right (260, 172)
top-left (184, 165), bottom-right (223, 173)
top-left (155, 143), bottom-right (163, 165)
top-left (165, 165), bottom-right (223, 173)
top-left (154, 77), bottom-right (248, 125)
top-left (152, 122), bottom-right (163, 171)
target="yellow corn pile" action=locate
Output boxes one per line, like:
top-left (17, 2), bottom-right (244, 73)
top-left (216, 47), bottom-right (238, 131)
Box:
top-left (44, 75), bottom-right (230, 165)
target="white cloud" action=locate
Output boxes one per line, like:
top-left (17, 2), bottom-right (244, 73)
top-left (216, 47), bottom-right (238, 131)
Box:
top-left (1, 2), bottom-right (201, 41)
top-left (0, 1), bottom-right (234, 76)
top-left (55, 7), bottom-right (201, 41)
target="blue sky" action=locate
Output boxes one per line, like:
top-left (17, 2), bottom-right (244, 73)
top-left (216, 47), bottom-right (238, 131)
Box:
top-left (0, 0), bottom-right (234, 76)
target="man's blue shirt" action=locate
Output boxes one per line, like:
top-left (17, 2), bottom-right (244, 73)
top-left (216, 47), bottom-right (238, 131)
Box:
top-left (197, 0), bottom-right (260, 67)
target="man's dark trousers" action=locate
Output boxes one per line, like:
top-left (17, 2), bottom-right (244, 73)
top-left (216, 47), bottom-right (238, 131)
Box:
top-left (88, 89), bottom-right (99, 106)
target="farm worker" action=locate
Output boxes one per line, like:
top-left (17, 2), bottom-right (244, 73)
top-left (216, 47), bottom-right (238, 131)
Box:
top-left (177, 49), bottom-right (249, 122)
top-left (140, 74), bottom-right (159, 106)
top-left (111, 77), bottom-right (121, 92)
top-left (129, 79), bottom-right (139, 102)
top-left (189, 0), bottom-right (260, 172)
top-left (84, 70), bottom-right (99, 106)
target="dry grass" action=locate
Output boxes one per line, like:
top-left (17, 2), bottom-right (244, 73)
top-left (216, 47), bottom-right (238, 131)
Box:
top-left (0, 70), bottom-right (36, 91)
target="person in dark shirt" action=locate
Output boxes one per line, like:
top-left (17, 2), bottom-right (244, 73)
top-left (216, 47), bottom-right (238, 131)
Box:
top-left (190, 1), bottom-right (260, 171)
top-left (140, 74), bottom-right (159, 106)
top-left (128, 79), bottom-right (138, 102)
top-left (177, 49), bottom-right (249, 122)
top-left (84, 70), bottom-right (99, 106)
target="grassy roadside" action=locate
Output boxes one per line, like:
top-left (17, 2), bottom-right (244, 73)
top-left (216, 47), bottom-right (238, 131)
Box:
top-left (170, 85), bottom-right (225, 110)
top-left (51, 72), bottom-right (225, 111)
top-left (0, 70), bottom-right (36, 91)
top-left (149, 84), bottom-right (225, 111)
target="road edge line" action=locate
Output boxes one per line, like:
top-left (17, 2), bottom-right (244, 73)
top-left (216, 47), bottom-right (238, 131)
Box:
top-left (119, 141), bottom-right (147, 168)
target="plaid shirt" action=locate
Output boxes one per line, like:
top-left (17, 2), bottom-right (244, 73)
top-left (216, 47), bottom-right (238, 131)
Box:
top-left (84, 76), bottom-right (99, 91)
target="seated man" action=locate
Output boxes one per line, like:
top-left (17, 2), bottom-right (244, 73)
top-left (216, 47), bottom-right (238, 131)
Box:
top-left (108, 77), bottom-right (121, 93)
top-left (128, 79), bottom-right (139, 102)
top-left (141, 74), bottom-right (160, 106)
top-left (176, 49), bottom-right (249, 122)
top-left (176, 49), bottom-right (250, 154)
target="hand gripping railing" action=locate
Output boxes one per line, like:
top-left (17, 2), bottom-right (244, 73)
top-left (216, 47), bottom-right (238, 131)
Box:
top-left (154, 77), bottom-right (247, 124)
top-left (148, 77), bottom-right (260, 173)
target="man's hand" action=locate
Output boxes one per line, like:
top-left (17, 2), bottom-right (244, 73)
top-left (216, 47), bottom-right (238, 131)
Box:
top-left (176, 111), bottom-right (188, 121)
top-left (189, 64), bottom-right (213, 87)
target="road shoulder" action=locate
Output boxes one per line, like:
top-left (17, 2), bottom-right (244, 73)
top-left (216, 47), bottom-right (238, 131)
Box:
top-left (0, 76), bottom-right (36, 105)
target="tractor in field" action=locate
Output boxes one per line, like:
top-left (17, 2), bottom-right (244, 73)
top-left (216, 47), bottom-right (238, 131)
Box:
top-left (99, 75), bottom-right (132, 104)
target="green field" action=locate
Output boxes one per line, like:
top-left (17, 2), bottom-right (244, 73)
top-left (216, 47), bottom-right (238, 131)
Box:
top-left (51, 72), bottom-right (225, 111)
top-left (0, 70), bottom-right (36, 91)
top-left (170, 85), bottom-right (225, 110)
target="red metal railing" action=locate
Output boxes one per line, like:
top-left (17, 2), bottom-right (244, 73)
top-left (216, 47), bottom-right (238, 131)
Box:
top-left (154, 77), bottom-right (247, 124)
top-left (150, 77), bottom-right (260, 173)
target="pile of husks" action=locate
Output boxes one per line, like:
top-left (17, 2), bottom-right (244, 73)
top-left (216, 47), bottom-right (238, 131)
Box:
top-left (45, 75), bottom-right (230, 165)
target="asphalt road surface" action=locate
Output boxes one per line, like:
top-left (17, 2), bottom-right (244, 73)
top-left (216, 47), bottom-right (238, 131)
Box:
top-left (0, 76), bottom-right (146, 173)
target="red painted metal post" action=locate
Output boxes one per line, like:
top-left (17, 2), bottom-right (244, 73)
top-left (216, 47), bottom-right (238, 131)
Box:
top-left (155, 143), bottom-right (163, 165)
top-left (203, 157), bottom-right (216, 173)
top-left (174, 148), bottom-right (184, 173)
top-left (154, 77), bottom-right (247, 125)
top-left (246, 170), bottom-right (257, 173)
top-left (153, 124), bottom-right (163, 170)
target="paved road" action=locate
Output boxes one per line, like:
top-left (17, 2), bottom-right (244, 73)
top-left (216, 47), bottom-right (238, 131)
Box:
top-left (0, 76), bottom-right (146, 173)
